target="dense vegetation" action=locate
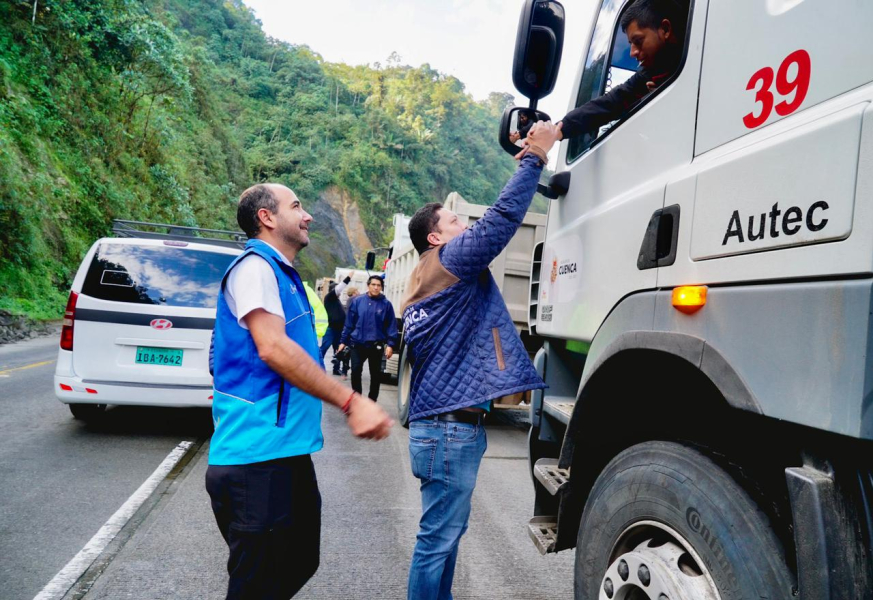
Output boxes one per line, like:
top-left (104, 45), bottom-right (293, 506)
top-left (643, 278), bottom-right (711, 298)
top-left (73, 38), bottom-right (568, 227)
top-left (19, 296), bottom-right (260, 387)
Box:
top-left (0, 0), bottom-right (534, 319)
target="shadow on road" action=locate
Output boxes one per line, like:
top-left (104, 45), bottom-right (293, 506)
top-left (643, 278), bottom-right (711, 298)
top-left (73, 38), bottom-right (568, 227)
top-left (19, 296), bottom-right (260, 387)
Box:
top-left (75, 405), bottom-right (214, 438)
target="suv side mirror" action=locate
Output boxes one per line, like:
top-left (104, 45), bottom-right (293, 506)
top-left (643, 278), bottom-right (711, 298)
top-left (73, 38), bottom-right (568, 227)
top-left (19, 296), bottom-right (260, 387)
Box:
top-left (498, 106), bottom-right (552, 156)
top-left (512, 0), bottom-right (565, 102)
top-left (365, 251), bottom-right (376, 271)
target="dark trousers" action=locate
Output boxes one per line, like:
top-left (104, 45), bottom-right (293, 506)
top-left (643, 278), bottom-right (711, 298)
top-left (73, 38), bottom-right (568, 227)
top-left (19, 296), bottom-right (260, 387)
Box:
top-left (205, 455), bottom-right (322, 600)
top-left (350, 344), bottom-right (384, 401)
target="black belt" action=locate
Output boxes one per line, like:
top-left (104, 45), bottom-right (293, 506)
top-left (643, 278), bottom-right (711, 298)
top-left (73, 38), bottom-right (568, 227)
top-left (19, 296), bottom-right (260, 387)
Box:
top-left (434, 410), bottom-right (485, 425)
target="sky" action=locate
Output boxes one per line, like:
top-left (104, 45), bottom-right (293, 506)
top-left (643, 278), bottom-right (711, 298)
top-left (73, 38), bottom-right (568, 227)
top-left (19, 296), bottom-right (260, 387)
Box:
top-left (243, 0), bottom-right (599, 127)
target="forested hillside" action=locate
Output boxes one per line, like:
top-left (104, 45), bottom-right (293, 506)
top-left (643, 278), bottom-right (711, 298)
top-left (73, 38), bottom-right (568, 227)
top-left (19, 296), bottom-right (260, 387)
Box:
top-left (0, 0), bottom-right (532, 319)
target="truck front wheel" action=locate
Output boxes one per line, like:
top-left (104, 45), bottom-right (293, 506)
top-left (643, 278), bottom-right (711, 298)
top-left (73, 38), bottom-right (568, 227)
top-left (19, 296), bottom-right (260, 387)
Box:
top-left (575, 441), bottom-right (795, 600)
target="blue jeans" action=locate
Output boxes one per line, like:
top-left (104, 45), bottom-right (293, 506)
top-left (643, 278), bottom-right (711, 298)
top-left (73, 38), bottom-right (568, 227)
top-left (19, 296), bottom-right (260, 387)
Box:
top-left (407, 418), bottom-right (487, 600)
top-left (319, 328), bottom-right (342, 373)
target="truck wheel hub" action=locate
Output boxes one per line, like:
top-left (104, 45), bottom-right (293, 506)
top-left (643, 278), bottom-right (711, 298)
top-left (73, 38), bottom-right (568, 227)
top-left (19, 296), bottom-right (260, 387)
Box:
top-left (599, 521), bottom-right (720, 600)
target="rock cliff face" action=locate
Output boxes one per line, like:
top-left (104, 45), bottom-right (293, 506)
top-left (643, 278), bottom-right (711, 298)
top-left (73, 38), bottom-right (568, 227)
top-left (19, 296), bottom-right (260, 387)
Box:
top-left (320, 186), bottom-right (374, 258)
top-left (298, 186), bottom-right (375, 283)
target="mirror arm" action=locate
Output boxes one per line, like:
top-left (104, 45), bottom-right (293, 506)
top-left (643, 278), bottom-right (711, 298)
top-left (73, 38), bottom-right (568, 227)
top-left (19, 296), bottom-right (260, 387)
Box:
top-left (365, 247), bottom-right (392, 273)
top-left (537, 171), bottom-right (571, 200)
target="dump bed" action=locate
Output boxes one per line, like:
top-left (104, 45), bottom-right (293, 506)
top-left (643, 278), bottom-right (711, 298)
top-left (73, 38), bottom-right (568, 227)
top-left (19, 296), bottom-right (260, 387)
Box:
top-left (386, 192), bottom-right (546, 332)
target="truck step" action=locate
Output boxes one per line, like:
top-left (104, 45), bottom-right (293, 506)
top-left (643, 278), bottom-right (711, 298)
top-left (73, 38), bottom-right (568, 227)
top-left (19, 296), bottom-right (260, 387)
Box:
top-left (543, 396), bottom-right (576, 425)
top-left (527, 516), bottom-right (558, 555)
top-left (533, 458), bottom-right (570, 495)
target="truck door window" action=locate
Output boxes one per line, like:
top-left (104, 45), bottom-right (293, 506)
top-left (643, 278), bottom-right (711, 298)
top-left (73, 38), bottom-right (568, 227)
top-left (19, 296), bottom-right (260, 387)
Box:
top-left (567, 0), bottom-right (691, 162)
top-left (567, 0), bottom-right (625, 161)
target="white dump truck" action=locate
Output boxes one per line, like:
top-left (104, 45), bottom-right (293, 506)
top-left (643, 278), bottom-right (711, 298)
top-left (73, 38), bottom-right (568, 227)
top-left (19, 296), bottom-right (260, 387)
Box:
top-left (376, 192), bottom-right (546, 424)
top-left (316, 267), bottom-right (383, 302)
top-left (505, 0), bottom-right (873, 598)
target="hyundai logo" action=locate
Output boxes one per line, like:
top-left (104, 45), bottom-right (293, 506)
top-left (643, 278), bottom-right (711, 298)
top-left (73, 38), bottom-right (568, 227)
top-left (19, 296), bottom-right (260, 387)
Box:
top-left (150, 319), bottom-right (173, 330)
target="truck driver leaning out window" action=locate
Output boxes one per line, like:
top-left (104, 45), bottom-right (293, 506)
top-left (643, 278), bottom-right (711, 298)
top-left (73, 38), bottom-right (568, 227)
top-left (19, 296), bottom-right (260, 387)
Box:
top-left (519, 0), bottom-right (687, 153)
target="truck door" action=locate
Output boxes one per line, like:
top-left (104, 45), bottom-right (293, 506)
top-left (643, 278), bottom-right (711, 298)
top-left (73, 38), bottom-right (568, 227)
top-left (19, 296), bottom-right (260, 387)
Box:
top-left (659, 0), bottom-right (873, 289)
top-left (536, 0), bottom-right (705, 342)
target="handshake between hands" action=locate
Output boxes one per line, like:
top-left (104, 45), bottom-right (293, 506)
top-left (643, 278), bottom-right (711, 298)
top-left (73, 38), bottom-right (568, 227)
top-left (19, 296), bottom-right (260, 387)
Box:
top-left (514, 120), bottom-right (563, 161)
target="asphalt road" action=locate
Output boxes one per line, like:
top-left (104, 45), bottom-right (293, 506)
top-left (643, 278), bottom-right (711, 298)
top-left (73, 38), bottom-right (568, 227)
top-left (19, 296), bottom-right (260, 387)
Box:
top-left (0, 336), bottom-right (574, 599)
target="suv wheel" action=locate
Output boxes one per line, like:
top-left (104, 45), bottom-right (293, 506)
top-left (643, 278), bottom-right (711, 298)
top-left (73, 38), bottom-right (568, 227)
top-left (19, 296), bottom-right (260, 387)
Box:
top-left (69, 403), bottom-right (107, 421)
top-left (575, 441), bottom-right (795, 600)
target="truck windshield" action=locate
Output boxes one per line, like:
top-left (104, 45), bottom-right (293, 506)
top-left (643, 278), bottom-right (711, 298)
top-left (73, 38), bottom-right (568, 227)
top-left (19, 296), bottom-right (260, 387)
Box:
top-left (81, 243), bottom-right (236, 308)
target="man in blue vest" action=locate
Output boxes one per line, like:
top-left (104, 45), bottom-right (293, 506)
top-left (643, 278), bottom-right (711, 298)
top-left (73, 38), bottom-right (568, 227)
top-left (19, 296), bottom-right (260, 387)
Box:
top-left (401, 121), bottom-right (561, 600)
top-left (206, 183), bottom-right (393, 600)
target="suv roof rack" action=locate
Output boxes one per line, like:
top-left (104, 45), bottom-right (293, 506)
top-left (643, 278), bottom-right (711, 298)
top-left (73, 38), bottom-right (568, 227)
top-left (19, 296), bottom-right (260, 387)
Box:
top-left (112, 220), bottom-right (248, 250)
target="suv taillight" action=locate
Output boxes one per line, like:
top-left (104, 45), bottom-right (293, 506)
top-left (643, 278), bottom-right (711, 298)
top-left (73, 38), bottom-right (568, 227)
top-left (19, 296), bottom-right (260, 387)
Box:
top-left (60, 291), bottom-right (78, 351)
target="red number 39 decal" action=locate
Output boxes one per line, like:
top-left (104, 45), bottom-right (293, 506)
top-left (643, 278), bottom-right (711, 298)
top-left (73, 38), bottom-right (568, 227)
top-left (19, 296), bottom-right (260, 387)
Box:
top-left (743, 49), bottom-right (811, 129)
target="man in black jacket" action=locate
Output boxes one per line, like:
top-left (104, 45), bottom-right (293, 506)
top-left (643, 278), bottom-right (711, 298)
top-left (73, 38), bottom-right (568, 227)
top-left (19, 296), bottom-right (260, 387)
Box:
top-left (320, 276), bottom-right (350, 375)
top-left (520, 0), bottom-right (686, 152)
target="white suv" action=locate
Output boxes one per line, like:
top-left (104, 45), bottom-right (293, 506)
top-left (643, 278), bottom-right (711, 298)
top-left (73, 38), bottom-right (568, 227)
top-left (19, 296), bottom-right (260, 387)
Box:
top-left (54, 222), bottom-right (243, 420)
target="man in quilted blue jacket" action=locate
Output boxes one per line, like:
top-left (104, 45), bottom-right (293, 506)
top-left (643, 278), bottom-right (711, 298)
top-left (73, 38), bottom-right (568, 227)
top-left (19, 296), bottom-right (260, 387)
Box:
top-left (402, 121), bottom-right (562, 599)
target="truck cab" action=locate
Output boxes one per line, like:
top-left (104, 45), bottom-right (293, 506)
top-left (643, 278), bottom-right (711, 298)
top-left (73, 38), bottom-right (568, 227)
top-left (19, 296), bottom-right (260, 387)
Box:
top-left (509, 1), bottom-right (873, 598)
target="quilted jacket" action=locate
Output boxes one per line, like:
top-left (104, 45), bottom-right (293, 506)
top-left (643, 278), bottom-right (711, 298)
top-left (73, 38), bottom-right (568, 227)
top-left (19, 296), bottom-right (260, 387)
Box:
top-left (401, 154), bottom-right (547, 421)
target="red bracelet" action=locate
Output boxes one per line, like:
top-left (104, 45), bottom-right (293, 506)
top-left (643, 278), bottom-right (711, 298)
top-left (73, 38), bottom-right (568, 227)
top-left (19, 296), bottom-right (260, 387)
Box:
top-left (341, 392), bottom-right (355, 416)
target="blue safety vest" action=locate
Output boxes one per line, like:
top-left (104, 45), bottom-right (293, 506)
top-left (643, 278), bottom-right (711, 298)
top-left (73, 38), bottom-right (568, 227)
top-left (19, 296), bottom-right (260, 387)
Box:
top-left (209, 239), bottom-right (324, 465)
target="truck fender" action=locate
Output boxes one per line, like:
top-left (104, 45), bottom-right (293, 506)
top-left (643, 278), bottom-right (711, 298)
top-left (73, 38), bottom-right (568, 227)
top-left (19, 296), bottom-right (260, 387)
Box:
top-left (559, 330), bottom-right (762, 469)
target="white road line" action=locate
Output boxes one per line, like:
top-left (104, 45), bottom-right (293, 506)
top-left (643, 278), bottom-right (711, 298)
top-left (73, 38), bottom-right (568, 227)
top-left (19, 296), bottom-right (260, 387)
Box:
top-left (32, 441), bottom-right (194, 600)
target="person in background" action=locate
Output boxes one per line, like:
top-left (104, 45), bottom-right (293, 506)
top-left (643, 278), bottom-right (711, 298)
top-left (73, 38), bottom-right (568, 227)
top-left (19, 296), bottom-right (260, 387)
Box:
top-left (343, 285), bottom-right (359, 306)
top-left (338, 285), bottom-right (359, 378)
top-left (320, 275), bottom-right (351, 375)
top-left (303, 281), bottom-right (328, 341)
top-left (337, 275), bottom-right (397, 402)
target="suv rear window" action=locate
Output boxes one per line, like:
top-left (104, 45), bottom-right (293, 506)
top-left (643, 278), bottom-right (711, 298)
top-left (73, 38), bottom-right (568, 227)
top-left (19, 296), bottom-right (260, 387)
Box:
top-left (81, 243), bottom-right (237, 308)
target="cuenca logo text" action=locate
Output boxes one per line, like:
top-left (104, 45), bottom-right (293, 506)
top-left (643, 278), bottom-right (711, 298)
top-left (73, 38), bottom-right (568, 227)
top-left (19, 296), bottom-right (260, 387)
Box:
top-left (403, 308), bottom-right (429, 330)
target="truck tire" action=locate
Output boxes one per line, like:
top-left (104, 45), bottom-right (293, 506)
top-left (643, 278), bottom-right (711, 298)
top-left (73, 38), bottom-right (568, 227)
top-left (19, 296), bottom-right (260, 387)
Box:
top-left (69, 403), bottom-right (106, 421)
top-left (575, 440), bottom-right (795, 600)
top-left (396, 345), bottom-right (411, 428)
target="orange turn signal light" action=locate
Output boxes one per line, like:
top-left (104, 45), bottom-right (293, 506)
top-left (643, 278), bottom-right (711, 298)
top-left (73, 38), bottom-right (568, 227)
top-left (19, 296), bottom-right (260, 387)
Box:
top-left (672, 286), bottom-right (707, 314)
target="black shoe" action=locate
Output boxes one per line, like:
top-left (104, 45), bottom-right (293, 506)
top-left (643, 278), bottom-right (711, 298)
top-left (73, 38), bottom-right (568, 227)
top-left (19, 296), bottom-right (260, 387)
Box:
top-left (332, 371), bottom-right (341, 376)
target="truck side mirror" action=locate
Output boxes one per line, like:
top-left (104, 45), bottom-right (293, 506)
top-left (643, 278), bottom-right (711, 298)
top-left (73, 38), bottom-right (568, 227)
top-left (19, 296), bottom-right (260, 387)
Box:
top-left (365, 251), bottom-right (376, 271)
top-left (499, 106), bottom-right (552, 156)
top-left (512, 0), bottom-right (565, 102)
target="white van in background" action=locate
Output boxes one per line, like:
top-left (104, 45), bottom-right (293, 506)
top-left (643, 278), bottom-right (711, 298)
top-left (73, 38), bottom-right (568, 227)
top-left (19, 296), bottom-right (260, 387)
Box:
top-left (54, 221), bottom-right (243, 420)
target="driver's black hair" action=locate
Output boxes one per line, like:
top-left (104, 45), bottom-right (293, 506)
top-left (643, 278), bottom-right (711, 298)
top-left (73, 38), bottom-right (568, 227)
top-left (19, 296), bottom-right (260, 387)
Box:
top-left (518, 109), bottom-right (538, 121)
top-left (619, 0), bottom-right (687, 38)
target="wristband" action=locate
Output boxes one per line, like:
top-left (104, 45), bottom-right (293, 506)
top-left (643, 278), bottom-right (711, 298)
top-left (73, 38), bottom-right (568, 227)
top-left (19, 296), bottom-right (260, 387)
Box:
top-left (341, 391), bottom-right (355, 416)
top-left (525, 144), bottom-right (548, 165)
